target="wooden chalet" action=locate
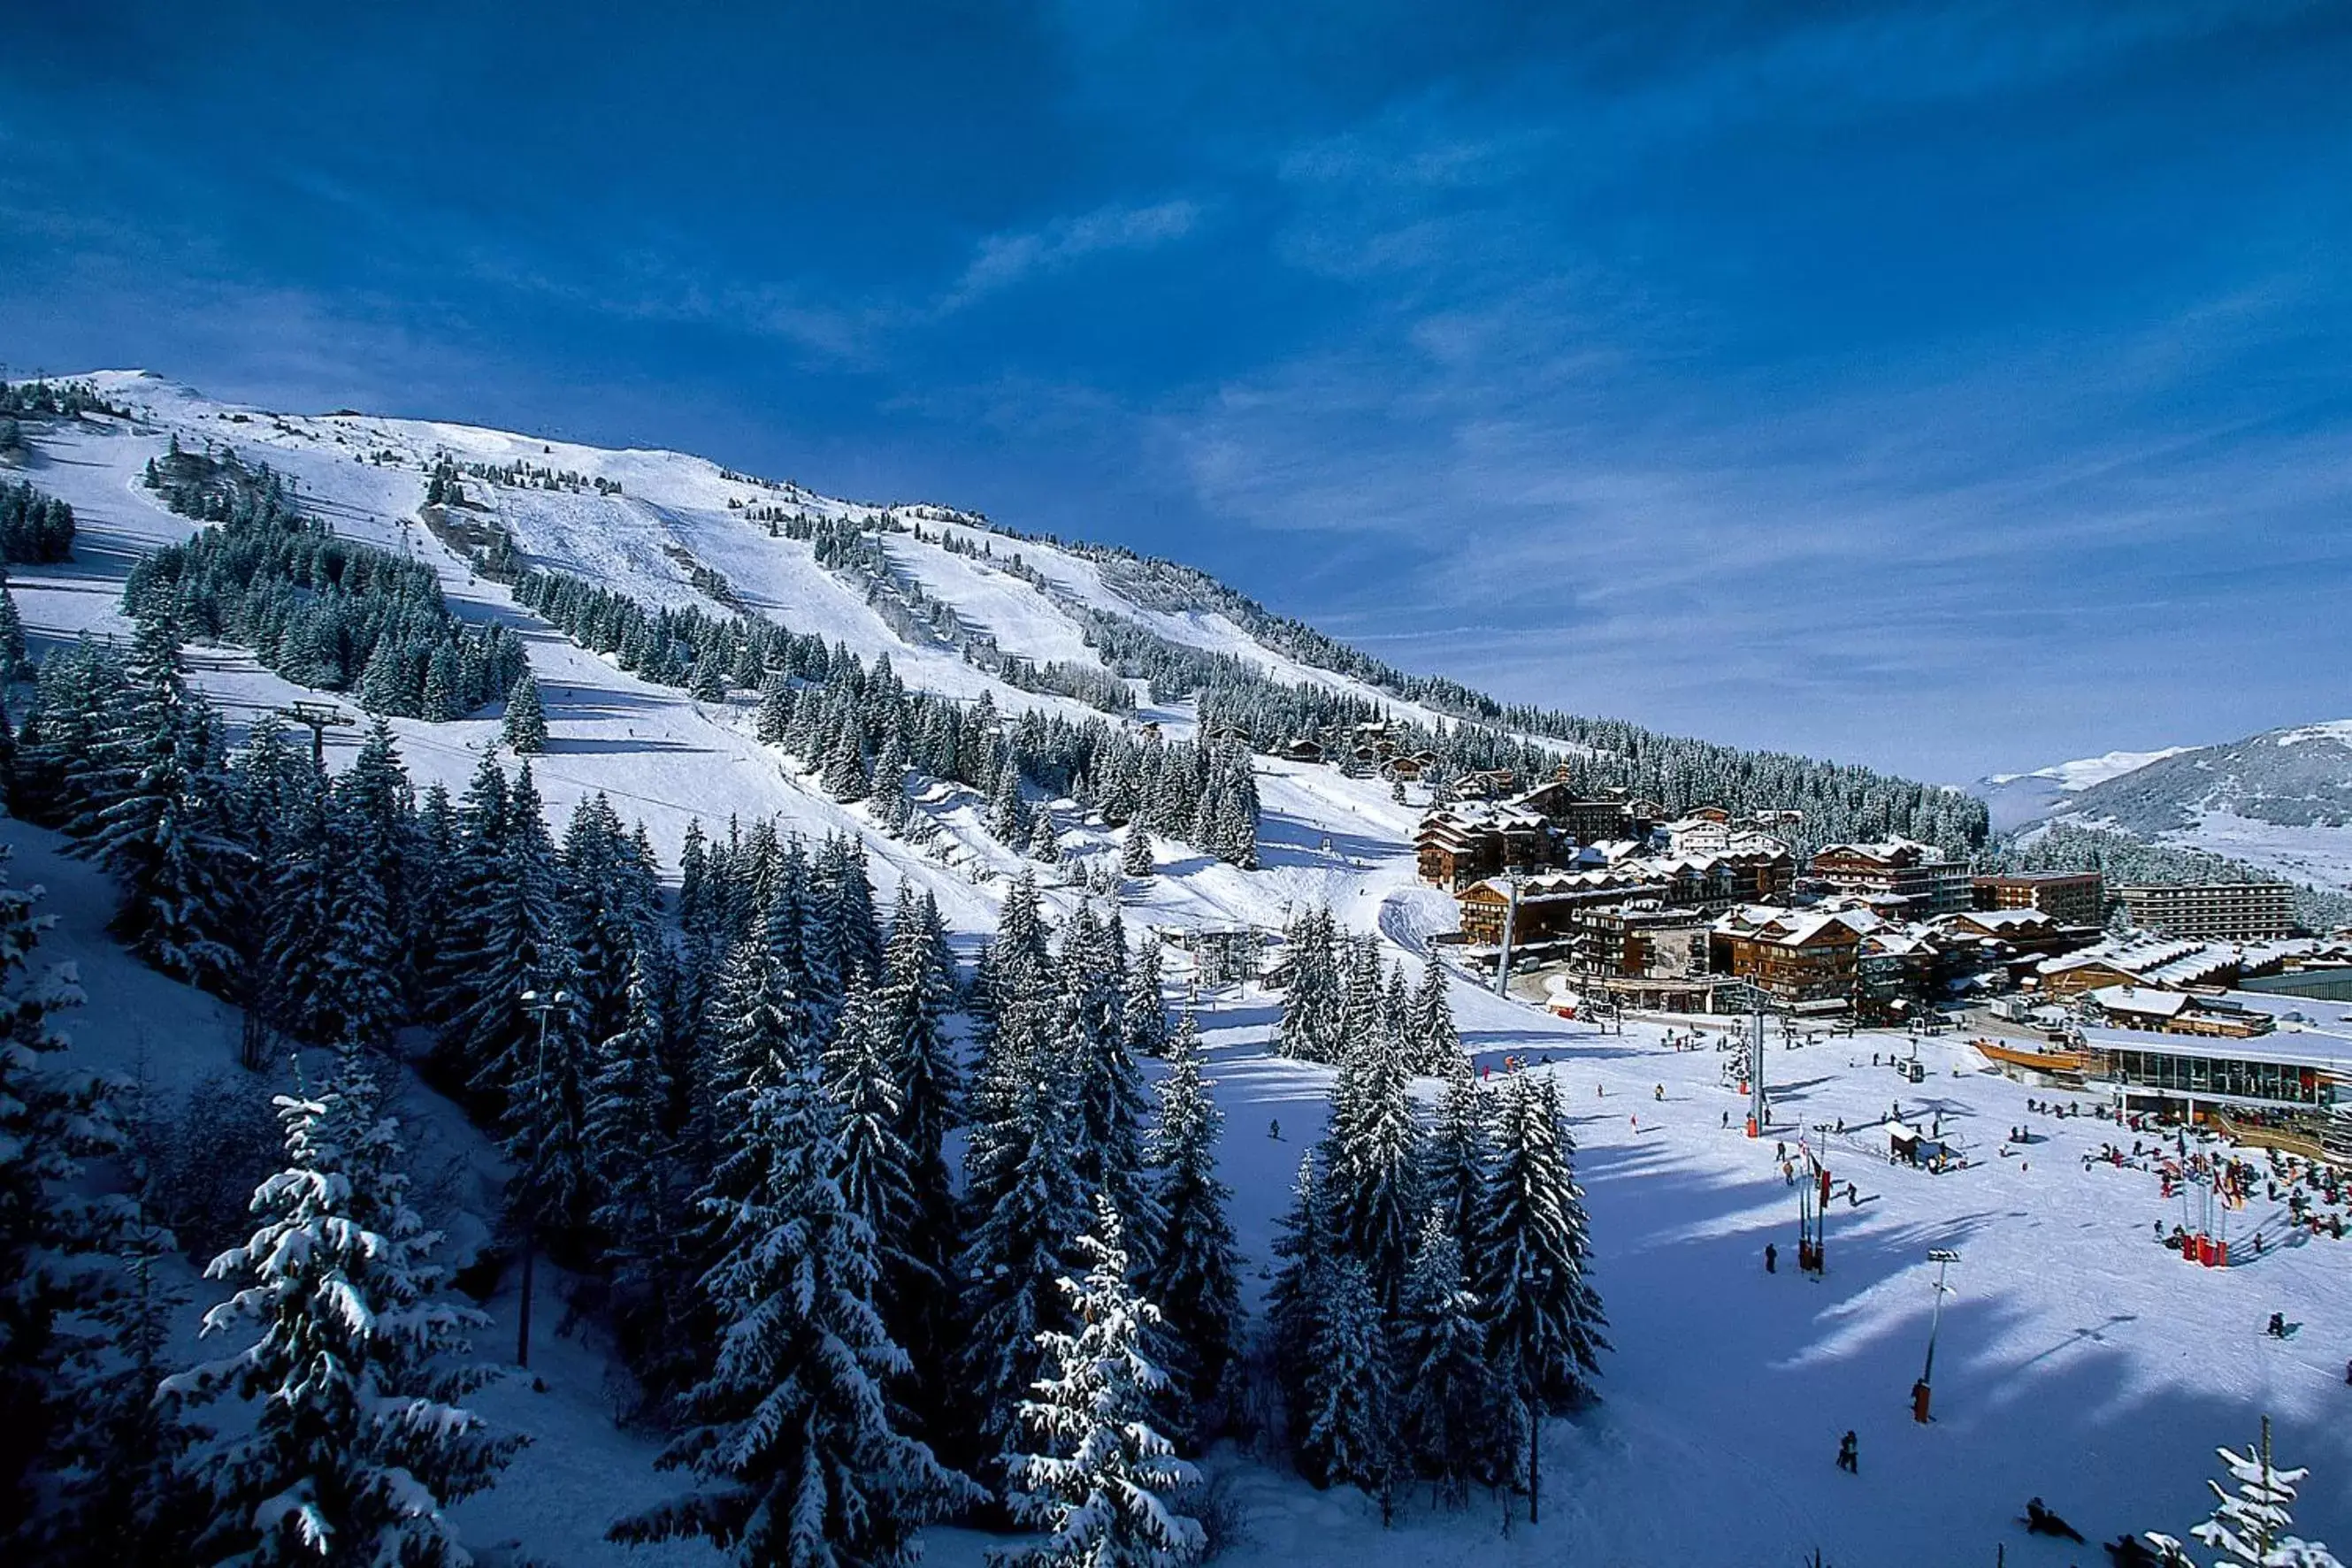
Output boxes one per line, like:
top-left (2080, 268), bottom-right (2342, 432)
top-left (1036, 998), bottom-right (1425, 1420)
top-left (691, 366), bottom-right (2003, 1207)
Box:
top-left (1456, 868), bottom-right (1664, 946)
top-left (1710, 908), bottom-right (1867, 1012)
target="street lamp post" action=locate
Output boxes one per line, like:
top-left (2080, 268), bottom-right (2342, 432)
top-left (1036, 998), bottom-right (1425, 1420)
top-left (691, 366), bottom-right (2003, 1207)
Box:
top-left (515, 987), bottom-right (571, 1370)
top-left (1913, 1247), bottom-right (1959, 1422)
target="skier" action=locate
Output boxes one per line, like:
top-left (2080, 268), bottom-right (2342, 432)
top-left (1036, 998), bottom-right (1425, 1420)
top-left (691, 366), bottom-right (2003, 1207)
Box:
top-left (1836, 1431), bottom-right (1858, 1473)
top-left (1269, 1118), bottom-right (1282, 1141)
top-left (1765, 1243), bottom-right (1778, 1274)
top-left (1722, 1111), bottom-right (1729, 1129)
top-left (1654, 1083), bottom-right (1665, 1101)
top-left (2267, 1312), bottom-right (2287, 1339)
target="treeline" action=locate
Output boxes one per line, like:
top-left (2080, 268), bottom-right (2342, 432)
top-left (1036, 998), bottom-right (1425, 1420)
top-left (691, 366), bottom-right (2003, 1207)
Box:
top-left (517, 564), bottom-right (1260, 868)
top-left (0, 375), bottom-right (128, 418)
top-left (0, 479), bottom-right (76, 563)
top-left (134, 442), bottom-right (525, 717)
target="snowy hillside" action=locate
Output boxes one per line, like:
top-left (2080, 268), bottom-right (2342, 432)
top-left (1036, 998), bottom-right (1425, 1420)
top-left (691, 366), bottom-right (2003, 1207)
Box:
top-left (1981, 723), bottom-right (2352, 892)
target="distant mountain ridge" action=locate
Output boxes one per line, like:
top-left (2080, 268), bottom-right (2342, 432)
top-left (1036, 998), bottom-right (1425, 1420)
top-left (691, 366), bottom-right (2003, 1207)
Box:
top-left (1978, 720), bottom-right (2352, 894)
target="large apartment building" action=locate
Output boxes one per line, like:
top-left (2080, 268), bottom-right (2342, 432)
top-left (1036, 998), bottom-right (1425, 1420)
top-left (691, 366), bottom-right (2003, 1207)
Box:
top-left (1809, 838), bottom-right (1973, 917)
top-left (2118, 883), bottom-right (2296, 943)
top-left (1972, 870), bottom-right (2106, 928)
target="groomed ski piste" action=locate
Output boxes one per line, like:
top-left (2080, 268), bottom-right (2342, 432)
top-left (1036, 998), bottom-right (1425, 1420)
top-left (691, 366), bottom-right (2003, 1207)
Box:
top-left (9, 371), bottom-right (2348, 1567)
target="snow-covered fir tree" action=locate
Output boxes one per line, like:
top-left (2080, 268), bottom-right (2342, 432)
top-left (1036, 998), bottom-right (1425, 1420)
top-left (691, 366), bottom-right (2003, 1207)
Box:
top-left (1322, 1021), bottom-right (1423, 1312)
top-left (0, 852), bottom-right (119, 1550)
top-left (614, 998), bottom-right (975, 1566)
top-left (501, 669), bottom-right (548, 753)
top-left (1273, 906), bottom-right (1347, 1063)
top-left (1120, 823), bottom-right (1155, 881)
top-left (2148, 1420), bottom-right (2342, 1568)
top-left (584, 946), bottom-right (693, 1397)
top-left (443, 761), bottom-right (564, 1093)
top-left (1406, 959), bottom-right (1461, 1078)
top-left (1296, 1256), bottom-right (1398, 1516)
top-left (1421, 1055), bottom-right (1490, 1252)
top-left (1475, 1073), bottom-right (1605, 1508)
top-left (1137, 1011), bottom-right (1241, 1448)
top-left (824, 965), bottom-right (922, 1314)
top-left (959, 1068), bottom-right (1092, 1472)
top-left (1121, 936), bottom-right (1169, 1059)
top-left (1061, 905), bottom-right (1158, 1266)
top-left (1000, 1196), bottom-right (1205, 1568)
top-left (1394, 1213), bottom-right (1502, 1506)
top-left (65, 614), bottom-right (243, 990)
top-left (167, 1050), bottom-right (522, 1567)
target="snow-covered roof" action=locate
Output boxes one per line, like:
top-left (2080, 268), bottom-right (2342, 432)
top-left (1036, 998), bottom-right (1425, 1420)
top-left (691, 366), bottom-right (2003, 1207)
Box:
top-left (2083, 1027), bottom-right (2350, 1071)
top-left (2086, 985), bottom-right (2194, 1021)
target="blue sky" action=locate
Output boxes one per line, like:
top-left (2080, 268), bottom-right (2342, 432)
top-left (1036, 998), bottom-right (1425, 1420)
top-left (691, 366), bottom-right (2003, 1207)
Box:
top-left (4, 2), bottom-right (2348, 781)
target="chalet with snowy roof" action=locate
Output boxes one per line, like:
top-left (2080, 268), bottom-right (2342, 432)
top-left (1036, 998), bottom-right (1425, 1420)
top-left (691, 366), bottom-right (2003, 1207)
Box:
top-left (1276, 736), bottom-right (1325, 763)
top-left (1809, 838), bottom-right (1973, 917)
top-left (1415, 803), bottom-right (1556, 891)
top-left (1455, 868), bottom-right (1666, 946)
top-left (1511, 781), bottom-right (1657, 845)
top-left (1450, 769), bottom-right (1520, 801)
top-left (1935, 906), bottom-right (2103, 967)
top-left (1708, 906), bottom-right (1871, 1013)
top-left (1644, 845), bottom-right (1797, 909)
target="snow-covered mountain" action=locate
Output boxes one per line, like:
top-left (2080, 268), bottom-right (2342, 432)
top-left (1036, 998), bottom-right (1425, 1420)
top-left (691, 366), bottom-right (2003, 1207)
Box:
top-left (1973, 746), bottom-right (2193, 834)
top-left (1978, 723), bottom-right (2352, 891)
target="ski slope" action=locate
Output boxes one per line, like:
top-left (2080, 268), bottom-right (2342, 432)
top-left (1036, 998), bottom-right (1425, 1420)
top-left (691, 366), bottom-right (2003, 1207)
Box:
top-left (9, 374), bottom-right (2351, 1565)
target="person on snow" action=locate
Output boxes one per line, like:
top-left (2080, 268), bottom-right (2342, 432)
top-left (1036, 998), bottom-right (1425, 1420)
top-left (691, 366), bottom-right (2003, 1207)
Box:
top-left (1835, 1431), bottom-right (1858, 1473)
top-left (2267, 1312), bottom-right (2287, 1339)
top-left (1765, 1243), bottom-right (1778, 1274)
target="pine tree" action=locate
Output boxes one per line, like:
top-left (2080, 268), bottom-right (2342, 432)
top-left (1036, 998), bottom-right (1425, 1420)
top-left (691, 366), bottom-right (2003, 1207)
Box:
top-left (1296, 1257), bottom-right (1398, 1515)
top-left (1120, 824), bottom-right (1155, 881)
top-left (1475, 1074), bottom-right (1605, 1513)
top-left (2148, 1419), bottom-right (2343, 1567)
top-left (986, 761), bottom-right (1029, 846)
top-left (585, 948), bottom-right (692, 1395)
top-left (1000, 1196), bottom-right (1205, 1568)
top-left (1421, 1059), bottom-right (1491, 1252)
top-left (822, 723), bottom-right (871, 801)
top-left (1394, 1213), bottom-right (1502, 1505)
top-left (958, 1070), bottom-right (1091, 1471)
top-left (1407, 960), bottom-right (1462, 1078)
top-left (1323, 1026), bottom-right (1422, 1313)
top-left (43, 1205), bottom-right (206, 1567)
top-left (502, 668), bottom-right (548, 753)
top-left (614, 1008), bottom-right (974, 1566)
top-left (1273, 907), bottom-right (1346, 1063)
top-left (825, 966), bottom-right (920, 1311)
top-left (1121, 934), bottom-right (1170, 1059)
top-left (1062, 906), bottom-right (1159, 1266)
top-left (1028, 805), bottom-right (1062, 864)
top-left (443, 761), bottom-right (563, 1095)
top-left (0, 853), bottom-right (119, 1548)
top-left (167, 1052), bottom-right (521, 1567)
top-left (68, 616), bottom-right (243, 990)
top-left (1138, 1012), bottom-right (1241, 1447)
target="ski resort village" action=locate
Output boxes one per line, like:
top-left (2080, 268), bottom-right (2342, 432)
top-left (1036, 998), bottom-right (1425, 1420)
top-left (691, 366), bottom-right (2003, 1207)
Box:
top-left (2, 371), bottom-right (2348, 1568)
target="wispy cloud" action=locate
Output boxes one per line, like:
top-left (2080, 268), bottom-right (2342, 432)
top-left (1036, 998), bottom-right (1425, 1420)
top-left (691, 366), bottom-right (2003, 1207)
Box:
top-left (939, 198), bottom-right (1202, 311)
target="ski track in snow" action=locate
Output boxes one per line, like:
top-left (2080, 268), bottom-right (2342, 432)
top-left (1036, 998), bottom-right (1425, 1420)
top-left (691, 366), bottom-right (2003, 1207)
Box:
top-left (10, 376), bottom-right (2351, 1566)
